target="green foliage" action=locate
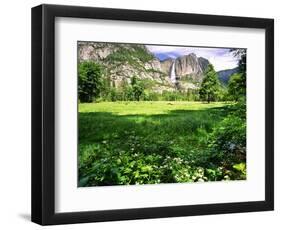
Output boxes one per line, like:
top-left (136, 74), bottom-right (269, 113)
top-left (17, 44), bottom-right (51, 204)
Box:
top-left (233, 163), bottom-right (246, 174)
top-left (199, 64), bottom-right (221, 103)
top-left (159, 90), bottom-right (199, 101)
top-left (209, 115), bottom-right (246, 157)
top-left (97, 87), bottom-right (202, 102)
top-left (130, 45), bottom-right (155, 62)
top-left (78, 61), bottom-right (103, 102)
top-left (228, 48), bottom-right (246, 102)
top-left (216, 87), bottom-right (229, 101)
top-left (108, 88), bottom-right (119, 102)
top-left (78, 101), bottom-right (246, 186)
top-left (96, 76), bottom-right (146, 102)
top-left (131, 76), bottom-right (144, 101)
top-left (206, 99), bottom-right (246, 180)
top-left (228, 73), bottom-right (246, 101)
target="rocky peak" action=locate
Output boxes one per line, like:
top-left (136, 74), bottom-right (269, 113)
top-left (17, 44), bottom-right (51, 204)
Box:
top-left (198, 57), bottom-right (210, 73)
top-left (175, 53), bottom-right (209, 77)
top-left (160, 58), bottom-right (174, 75)
top-left (188, 53), bottom-right (197, 58)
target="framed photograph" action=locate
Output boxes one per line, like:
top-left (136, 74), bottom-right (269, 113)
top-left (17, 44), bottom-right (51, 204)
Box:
top-left (31, 4), bottom-right (274, 225)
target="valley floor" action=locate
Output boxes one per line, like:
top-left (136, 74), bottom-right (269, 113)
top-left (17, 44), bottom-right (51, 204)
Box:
top-left (78, 101), bottom-right (243, 186)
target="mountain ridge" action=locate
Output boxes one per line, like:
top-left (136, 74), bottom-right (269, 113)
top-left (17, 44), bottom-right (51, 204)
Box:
top-left (78, 42), bottom-right (238, 92)
top-left (217, 67), bottom-right (240, 85)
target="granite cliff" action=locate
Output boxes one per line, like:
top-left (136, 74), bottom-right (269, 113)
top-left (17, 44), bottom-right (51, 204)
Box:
top-left (79, 42), bottom-right (236, 92)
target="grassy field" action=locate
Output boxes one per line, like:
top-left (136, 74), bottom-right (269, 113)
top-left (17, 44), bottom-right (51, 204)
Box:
top-left (78, 101), bottom-right (241, 187)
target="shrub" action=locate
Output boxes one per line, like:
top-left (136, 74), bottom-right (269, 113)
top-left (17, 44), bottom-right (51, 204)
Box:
top-left (206, 100), bottom-right (246, 179)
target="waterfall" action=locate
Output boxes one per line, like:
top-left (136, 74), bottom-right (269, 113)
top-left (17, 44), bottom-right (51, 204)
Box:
top-left (170, 61), bottom-right (177, 84)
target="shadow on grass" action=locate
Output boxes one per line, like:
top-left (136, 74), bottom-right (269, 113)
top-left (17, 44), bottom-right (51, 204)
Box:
top-left (78, 105), bottom-right (230, 147)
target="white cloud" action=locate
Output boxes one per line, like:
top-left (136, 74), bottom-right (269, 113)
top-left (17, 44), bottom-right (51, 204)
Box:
top-left (207, 51), bottom-right (239, 71)
top-left (146, 45), bottom-right (186, 54)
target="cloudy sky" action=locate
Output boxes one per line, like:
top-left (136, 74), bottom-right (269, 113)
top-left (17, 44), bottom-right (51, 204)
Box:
top-left (146, 45), bottom-right (240, 71)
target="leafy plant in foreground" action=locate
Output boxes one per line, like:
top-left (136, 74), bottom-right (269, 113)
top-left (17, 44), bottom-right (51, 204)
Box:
top-left (207, 100), bottom-right (246, 179)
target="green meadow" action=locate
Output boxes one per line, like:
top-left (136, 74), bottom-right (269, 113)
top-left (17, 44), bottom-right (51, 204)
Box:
top-left (78, 101), bottom-right (246, 186)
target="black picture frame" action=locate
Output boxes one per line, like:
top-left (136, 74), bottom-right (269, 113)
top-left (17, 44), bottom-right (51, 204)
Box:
top-left (31, 4), bottom-right (274, 225)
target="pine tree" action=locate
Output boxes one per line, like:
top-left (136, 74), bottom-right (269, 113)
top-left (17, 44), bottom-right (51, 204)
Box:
top-left (199, 64), bottom-right (221, 103)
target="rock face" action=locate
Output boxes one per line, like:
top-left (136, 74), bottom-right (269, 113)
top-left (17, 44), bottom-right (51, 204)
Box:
top-left (174, 54), bottom-right (209, 81)
top-left (160, 58), bottom-right (174, 75)
top-left (176, 53), bottom-right (201, 76)
top-left (78, 42), bottom-right (235, 92)
top-left (158, 54), bottom-right (210, 90)
top-left (159, 54), bottom-right (210, 85)
top-left (198, 57), bottom-right (210, 73)
top-left (79, 42), bottom-right (119, 61)
top-left (79, 42), bottom-right (173, 91)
